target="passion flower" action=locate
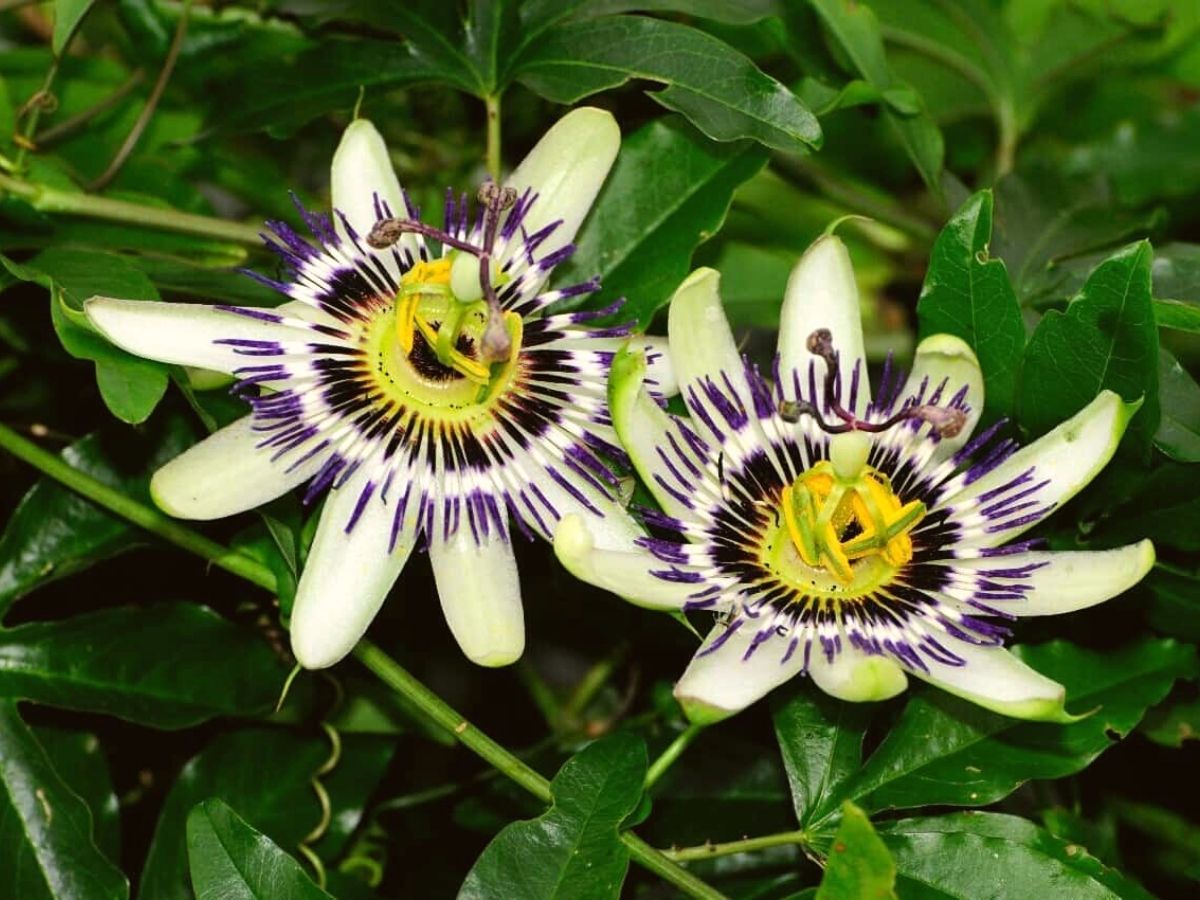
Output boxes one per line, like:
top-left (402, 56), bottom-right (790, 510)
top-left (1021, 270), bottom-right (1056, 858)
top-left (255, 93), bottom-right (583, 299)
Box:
top-left (84, 109), bottom-right (668, 669)
top-left (555, 235), bottom-right (1154, 723)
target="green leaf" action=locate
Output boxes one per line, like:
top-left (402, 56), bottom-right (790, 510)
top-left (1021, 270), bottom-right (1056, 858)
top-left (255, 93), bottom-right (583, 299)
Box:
top-left (34, 725), bottom-right (121, 864)
top-left (459, 731), bottom-right (647, 900)
top-left (1151, 242), bottom-right (1200, 332)
top-left (514, 15), bottom-right (821, 153)
top-left (816, 802), bottom-right (897, 900)
top-left (141, 727), bottom-right (395, 899)
top-left (0, 248), bottom-right (170, 424)
top-left (0, 417), bottom-right (194, 616)
top-left (1095, 464), bottom-right (1200, 553)
top-left (1154, 349), bottom-right (1200, 462)
top-left (1140, 694), bottom-right (1200, 748)
top-left (1019, 241), bottom-right (1158, 442)
top-left (772, 688), bottom-right (869, 829)
top-left (466, 0), bottom-right (519, 91)
top-left (0, 700), bottom-right (128, 900)
top-left (823, 640), bottom-right (1196, 820)
top-left (879, 812), bottom-right (1154, 899)
top-left (0, 604), bottom-right (287, 728)
top-left (808, 0), bottom-right (944, 191)
top-left (53, 0), bottom-right (99, 54)
top-left (553, 116), bottom-right (766, 328)
top-left (917, 191), bottom-right (1026, 417)
top-left (186, 798), bottom-right (332, 900)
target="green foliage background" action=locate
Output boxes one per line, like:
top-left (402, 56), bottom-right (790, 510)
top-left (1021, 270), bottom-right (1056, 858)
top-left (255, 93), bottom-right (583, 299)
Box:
top-left (0, 1), bottom-right (1198, 897)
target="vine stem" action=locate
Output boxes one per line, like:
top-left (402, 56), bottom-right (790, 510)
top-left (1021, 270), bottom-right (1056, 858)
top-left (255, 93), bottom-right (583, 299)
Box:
top-left (663, 830), bottom-right (810, 862)
top-left (0, 422), bottom-right (728, 900)
top-left (485, 92), bottom-right (502, 181)
top-left (645, 723), bottom-right (705, 790)
top-left (0, 172), bottom-right (263, 244)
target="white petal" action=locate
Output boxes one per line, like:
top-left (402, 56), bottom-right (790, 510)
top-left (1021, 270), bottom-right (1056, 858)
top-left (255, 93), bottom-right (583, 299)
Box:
top-left (84, 298), bottom-right (312, 374)
top-left (504, 107), bottom-right (619, 267)
top-left (952, 540), bottom-right (1155, 616)
top-left (554, 514), bottom-right (697, 610)
top-left (946, 391), bottom-right (1138, 547)
top-left (668, 268), bottom-right (756, 416)
top-left (911, 643), bottom-right (1074, 721)
top-left (330, 118), bottom-right (413, 253)
top-left (609, 346), bottom-right (703, 522)
top-left (289, 468), bottom-right (417, 669)
top-left (897, 334), bottom-right (984, 462)
top-left (640, 335), bottom-right (679, 397)
top-left (673, 622), bottom-right (807, 724)
top-left (429, 529), bottom-right (524, 667)
top-left (808, 647), bottom-right (908, 702)
top-left (151, 416), bottom-right (322, 520)
top-left (778, 235), bottom-right (868, 409)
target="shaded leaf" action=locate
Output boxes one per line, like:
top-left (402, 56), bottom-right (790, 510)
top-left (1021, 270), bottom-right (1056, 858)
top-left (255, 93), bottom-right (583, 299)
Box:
top-left (459, 731), bottom-right (647, 900)
top-left (816, 802), bottom-right (896, 900)
top-left (514, 15), bottom-right (820, 153)
top-left (0, 604), bottom-right (287, 728)
top-left (1140, 694), bottom-right (1200, 748)
top-left (818, 640), bottom-right (1196, 822)
top-left (1019, 241), bottom-right (1158, 442)
top-left (772, 688), bottom-right (869, 829)
top-left (141, 727), bottom-right (395, 899)
top-left (0, 700), bottom-right (128, 900)
top-left (879, 812), bottom-right (1154, 899)
top-left (917, 190), bottom-right (1025, 417)
top-left (1155, 349), bottom-right (1200, 462)
top-left (53, 0), bottom-right (99, 54)
top-left (186, 798), bottom-right (331, 899)
top-left (34, 724), bottom-right (121, 863)
top-left (0, 416), bottom-right (194, 616)
top-left (554, 116), bottom-right (766, 327)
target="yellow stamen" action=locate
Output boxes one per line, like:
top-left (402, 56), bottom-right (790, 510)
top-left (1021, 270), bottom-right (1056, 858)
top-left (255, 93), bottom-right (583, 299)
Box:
top-left (395, 258), bottom-right (453, 351)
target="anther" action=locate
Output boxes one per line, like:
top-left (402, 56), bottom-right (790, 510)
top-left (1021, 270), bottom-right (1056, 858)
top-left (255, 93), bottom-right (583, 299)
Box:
top-left (910, 405), bottom-right (967, 438)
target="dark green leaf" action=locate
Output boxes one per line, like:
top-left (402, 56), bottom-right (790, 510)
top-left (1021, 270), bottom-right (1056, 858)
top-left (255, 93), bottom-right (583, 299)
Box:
top-left (772, 688), bottom-right (869, 829)
top-left (1140, 694), bottom-right (1200, 748)
top-left (467, 0), bottom-right (519, 91)
top-left (1143, 567), bottom-right (1200, 640)
top-left (459, 731), bottom-right (647, 900)
top-left (823, 640), bottom-right (1196, 821)
top-left (809, 0), bottom-right (944, 191)
top-left (917, 191), bottom-right (1025, 417)
top-left (0, 700), bottom-right (128, 900)
top-left (141, 727), bottom-right (395, 899)
top-left (554, 116), bottom-right (766, 327)
top-left (1155, 349), bottom-right (1200, 462)
top-left (1019, 241), bottom-right (1158, 442)
top-left (186, 798), bottom-right (331, 899)
top-left (879, 812), bottom-right (1154, 899)
top-left (0, 418), bottom-right (194, 616)
top-left (514, 16), bottom-right (821, 153)
top-left (816, 802), bottom-right (896, 900)
top-left (34, 725), bottom-right (121, 863)
top-left (0, 604), bottom-right (287, 727)
top-left (1094, 465), bottom-right (1200, 553)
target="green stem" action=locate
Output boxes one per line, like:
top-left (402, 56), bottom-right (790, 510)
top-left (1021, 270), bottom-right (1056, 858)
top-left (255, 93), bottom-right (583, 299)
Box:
top-left (645, 723), bottom-right (705, 790)
top-left (0, 422), bottom-right (278, 591)
top-left (0, 423), bottom-right (727, 900)
top-left (485, 93), bottom-right (502, 181)
top-left (517, 658), bottom-right (561, 730)
top-left (0, 172), bottom-right (263, 244)
top-left (563, 643), bottom-right (628, 723)
top-left (663, 830), bottom-right (810, 863)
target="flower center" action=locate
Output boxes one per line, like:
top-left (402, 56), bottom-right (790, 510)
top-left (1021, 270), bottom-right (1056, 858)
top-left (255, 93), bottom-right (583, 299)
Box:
top-left (768, 433), bottom-right (925, 595)
top-left (364, 256), bottom-right (523, 418)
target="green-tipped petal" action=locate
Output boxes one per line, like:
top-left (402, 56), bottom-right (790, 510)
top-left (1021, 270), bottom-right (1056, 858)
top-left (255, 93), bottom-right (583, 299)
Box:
top-left (900, 334), bottom-right (984, 461)
top-left (778, 235), bottom-right (868, 406)
top-left (954, 540), bottom-right (1155, 616)
top-left (504, 107), bottom-right (620, 268)
top-left (554, 514), bottom-right (696, 610)
top-left (674, 623), bottom-right (808, 724)
top-left (667, 267), bottom-right (747, 401)
top-left (950, 390), bottom-right (1139, 547)
top-left (809, 647), bottom-right (908, 702)
top-left (609, 347), bottom-right (699, 521)
top-left (84, 297), bottom-right (309, 374)
top-left (151, 416), bottom-right (321, 520)
top-left (911, 643), bottom-right (1079, 722)
top-left (430, 530), bottom-right (525, 667)
top-left (331, 118), bottom-right (411, 251)
top-left (290, 470), bottom-right (416, 669)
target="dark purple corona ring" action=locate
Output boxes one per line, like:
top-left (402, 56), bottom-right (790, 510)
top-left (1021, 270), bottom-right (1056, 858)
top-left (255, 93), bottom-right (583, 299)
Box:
top-left (84, 110), bottom-right (670, 670)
